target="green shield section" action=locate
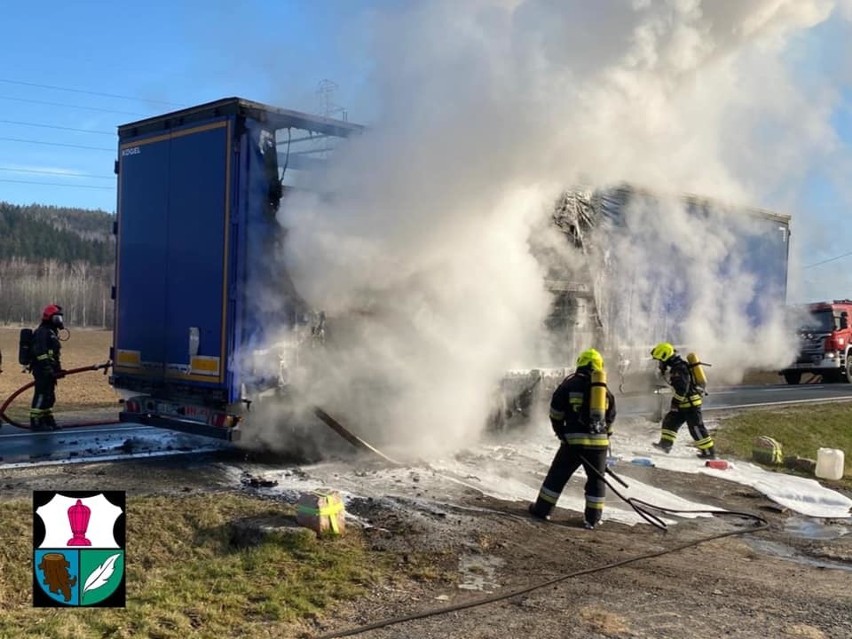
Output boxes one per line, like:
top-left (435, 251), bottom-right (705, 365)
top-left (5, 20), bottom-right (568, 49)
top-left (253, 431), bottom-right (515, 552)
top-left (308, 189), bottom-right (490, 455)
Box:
top-left (78, 550), bottom-right (124, 606)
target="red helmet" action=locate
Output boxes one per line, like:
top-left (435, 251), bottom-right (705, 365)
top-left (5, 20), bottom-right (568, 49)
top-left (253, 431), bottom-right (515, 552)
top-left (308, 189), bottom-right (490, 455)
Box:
top-left (42, 304), bottom-right (63, 322)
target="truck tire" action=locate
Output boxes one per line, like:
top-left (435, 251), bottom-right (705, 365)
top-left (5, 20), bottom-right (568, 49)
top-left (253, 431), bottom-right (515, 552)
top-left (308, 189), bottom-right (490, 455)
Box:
top-left (845, 352), bottom-right (852, 384)
top-left (783, 371), bottom-right (802, 385)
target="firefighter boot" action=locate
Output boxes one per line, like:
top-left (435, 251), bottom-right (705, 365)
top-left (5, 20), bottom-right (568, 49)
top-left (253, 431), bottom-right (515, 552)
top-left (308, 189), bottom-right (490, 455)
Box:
top-left (697, 446), bottom-right (716, 460)
top-left (44, 413), bottom-right (61, 431)
top-left (652, 441), bottom-right (672, 454)
top-left (528, 503), bottom-right (551, 522)
top-left (31, 416), bottom-right (49, 432)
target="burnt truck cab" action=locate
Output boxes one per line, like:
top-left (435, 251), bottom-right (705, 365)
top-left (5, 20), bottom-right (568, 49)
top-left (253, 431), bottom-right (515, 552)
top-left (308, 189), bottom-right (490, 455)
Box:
top-left (780, 300), bottom-right (852, 384)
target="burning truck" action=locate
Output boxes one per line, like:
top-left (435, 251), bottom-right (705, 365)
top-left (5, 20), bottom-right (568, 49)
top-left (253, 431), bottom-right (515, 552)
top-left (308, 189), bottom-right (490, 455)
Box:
top-left (109, 97), bottom-right (792, 441)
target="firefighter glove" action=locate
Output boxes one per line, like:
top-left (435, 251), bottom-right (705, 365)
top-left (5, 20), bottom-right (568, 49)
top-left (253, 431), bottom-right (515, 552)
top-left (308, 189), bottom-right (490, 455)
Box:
top-left (550, 419), bottom-right (564, 439)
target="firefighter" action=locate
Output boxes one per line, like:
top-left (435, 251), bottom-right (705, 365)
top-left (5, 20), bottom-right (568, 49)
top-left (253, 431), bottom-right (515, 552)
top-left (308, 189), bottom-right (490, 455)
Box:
top-left (650, 342), bottom-right (716, 459)
top-left (30, 304), bottom-right (66, 431)
top-left (529, 348), bottom-right (617, 529)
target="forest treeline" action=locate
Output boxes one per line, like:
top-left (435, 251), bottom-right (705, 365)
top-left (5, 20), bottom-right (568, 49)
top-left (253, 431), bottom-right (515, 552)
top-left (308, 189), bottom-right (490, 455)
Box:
top-left (0, 202), bottom-right (115, 327)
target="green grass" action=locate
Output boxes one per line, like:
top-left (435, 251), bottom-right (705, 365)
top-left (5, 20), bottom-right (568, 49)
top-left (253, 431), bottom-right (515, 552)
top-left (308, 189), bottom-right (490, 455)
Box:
top-left (0, 492), bottom-right (440, 639)
top-left (715, 403), bottom-right (852, 490)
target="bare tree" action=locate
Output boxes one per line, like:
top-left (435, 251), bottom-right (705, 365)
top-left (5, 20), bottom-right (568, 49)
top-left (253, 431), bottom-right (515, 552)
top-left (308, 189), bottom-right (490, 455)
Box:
top-left (0, 259), bottom-right (113, 328)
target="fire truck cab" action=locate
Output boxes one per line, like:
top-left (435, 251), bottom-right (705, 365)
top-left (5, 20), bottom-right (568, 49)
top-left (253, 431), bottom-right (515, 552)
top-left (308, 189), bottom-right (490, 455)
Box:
top-left (781, 300), bottom-right (852, 384)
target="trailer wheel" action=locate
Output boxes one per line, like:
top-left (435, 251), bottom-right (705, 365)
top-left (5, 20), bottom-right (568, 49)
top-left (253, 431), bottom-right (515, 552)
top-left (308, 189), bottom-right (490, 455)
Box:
top-left (783, 371), bottom-right (802, 385)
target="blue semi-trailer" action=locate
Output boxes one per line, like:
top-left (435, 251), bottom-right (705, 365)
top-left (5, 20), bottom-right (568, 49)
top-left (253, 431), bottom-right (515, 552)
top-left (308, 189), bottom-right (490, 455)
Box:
top-left (110, 97), bottom-right (362, 440)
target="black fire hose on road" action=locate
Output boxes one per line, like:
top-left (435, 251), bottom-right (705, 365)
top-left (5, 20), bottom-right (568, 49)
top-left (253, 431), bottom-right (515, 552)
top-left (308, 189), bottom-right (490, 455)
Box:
top-left (0, 361), bottom-right (114, 430)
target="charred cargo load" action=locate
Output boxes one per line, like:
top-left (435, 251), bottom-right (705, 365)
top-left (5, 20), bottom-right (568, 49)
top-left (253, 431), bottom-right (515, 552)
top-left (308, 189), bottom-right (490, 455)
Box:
top-left (489, 187), bottom-right (792, 431)
top-left (110, 97), bottom-right (362, 440)
top-left (533, 186), bottom-right (791, 366)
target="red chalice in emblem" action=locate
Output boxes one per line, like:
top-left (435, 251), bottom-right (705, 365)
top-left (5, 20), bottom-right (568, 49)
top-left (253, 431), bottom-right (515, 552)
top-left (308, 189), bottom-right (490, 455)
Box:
top-left (67, 499), bottom-right (92, 546)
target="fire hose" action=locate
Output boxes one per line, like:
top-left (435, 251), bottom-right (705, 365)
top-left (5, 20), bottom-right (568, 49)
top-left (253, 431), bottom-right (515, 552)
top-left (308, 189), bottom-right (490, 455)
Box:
top-left (0, 361), bottom-right (115, 430)
top-left (309, 414), bottom-right (770, 639)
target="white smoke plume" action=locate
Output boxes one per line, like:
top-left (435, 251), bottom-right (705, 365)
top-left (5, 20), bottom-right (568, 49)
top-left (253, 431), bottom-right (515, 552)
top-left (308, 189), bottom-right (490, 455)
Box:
top-left (248, 0), bottom-right (848, 458)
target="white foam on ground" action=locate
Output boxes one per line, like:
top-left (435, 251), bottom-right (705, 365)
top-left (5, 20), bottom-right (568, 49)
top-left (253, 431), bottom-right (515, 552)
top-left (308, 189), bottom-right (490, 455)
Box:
top-left (224, 413), bottom-right (852, 526)
top-left (612, 418), bottom-right (852, 520)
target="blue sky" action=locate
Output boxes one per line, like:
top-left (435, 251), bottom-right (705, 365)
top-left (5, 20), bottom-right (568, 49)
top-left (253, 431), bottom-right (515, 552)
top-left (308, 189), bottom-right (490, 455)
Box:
top-left (1, 1), bottom-right (851, 302)
top-left (0, 1), bottom-right (376, 212)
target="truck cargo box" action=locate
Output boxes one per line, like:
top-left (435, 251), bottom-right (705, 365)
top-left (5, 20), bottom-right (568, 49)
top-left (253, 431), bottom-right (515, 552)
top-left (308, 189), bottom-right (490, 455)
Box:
top-left (110, 97), bottom-right (362, 440)
top-left (537, 185), bottom-right (791, 364)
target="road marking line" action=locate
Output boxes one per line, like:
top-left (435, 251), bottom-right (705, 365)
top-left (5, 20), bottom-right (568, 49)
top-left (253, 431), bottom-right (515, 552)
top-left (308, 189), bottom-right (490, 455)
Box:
top-left (705, 396), bottom-right (852, 411)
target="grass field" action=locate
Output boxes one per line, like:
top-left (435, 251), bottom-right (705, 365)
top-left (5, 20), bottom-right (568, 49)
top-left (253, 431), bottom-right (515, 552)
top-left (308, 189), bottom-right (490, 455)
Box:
top-left (0, 326), bottom-right (118, 422)
top-left (716, 403), bottom-right (852, 490)
top-left (0, 493), bottom-right (433, 639)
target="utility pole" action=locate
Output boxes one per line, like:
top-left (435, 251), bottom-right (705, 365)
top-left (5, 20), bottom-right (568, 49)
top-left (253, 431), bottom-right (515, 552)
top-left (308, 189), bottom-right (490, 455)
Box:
top-left (316, 79), bottom-right (348, 122)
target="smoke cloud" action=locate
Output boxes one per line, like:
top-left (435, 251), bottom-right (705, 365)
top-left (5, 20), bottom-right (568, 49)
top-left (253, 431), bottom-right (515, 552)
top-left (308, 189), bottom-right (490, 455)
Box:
top-left (246, 0), bottom-right (849, 458)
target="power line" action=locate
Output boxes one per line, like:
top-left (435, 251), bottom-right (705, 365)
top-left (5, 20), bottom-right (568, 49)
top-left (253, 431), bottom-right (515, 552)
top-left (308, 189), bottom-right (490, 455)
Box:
top-left (0, 136), bottom-right (113, 152)
top-left (0, 118), bottom-right (113, 136)
top-left (0, 77), bottom-right (185, 108)
top-left (0, 167), bottom-right (113, 180)
top-left (0, 178), bottom-right (113, 190)
top-left (0, 94), bottom-right (145, 116)
top-left (803, 250), bottom-right (852, 269)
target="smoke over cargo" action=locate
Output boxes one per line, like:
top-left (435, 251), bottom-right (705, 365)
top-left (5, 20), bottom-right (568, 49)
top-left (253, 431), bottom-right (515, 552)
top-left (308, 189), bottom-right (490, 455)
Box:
top-left (264, 0), bottom-right (849, 457)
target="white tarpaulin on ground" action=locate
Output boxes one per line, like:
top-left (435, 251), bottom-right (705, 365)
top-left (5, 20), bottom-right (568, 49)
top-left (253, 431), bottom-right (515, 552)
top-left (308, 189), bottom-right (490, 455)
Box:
top-left (609, 418), bottom-right (852, 520)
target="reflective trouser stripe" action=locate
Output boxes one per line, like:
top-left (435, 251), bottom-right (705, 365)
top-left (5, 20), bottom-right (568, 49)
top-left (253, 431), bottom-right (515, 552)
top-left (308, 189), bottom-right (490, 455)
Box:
top-left (549, 408), bottom-right (565, 420)
top-left (694, 436), bottom-right (714, 450)
top-left (537, 487), bottom-right (561, 504)
top-left (661, 429), bottom-right (678, 443)
top-left (586, 496), bottom-right (605, 510)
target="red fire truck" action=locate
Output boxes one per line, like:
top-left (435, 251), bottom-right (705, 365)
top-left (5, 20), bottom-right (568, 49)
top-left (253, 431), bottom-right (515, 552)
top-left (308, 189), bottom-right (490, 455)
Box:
top-left (780, 300), bottom-right (852, 384)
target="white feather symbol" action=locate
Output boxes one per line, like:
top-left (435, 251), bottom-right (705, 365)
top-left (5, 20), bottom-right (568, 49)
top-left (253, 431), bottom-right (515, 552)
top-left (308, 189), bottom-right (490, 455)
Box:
top-left (82, 553), bottom-right (121, 593)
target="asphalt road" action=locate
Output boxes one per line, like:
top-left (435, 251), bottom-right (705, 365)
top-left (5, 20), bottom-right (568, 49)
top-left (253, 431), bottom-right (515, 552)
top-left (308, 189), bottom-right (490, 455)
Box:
top-left (2, 382), bottom-right (851, 467)
top-left (0, 422), bottom-right (226, 467)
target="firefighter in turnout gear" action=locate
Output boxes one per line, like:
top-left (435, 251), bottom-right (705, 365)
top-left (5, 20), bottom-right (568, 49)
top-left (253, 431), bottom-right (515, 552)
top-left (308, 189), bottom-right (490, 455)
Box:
top-left (529, 348), bottom-right (617, 529)
top-left (29, 304), bottom-right (66, 431)
top-left (650, 342), bottom-right (716, 459)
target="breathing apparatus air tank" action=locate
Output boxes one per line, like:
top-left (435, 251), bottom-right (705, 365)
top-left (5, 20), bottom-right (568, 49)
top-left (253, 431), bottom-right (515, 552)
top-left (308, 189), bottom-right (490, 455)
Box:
top-left (686, 352), bottom-right (708, 388)
top-left (590, 369), bottom-right (608, 432)
top-left (18, 328), bottom-right (33, 367)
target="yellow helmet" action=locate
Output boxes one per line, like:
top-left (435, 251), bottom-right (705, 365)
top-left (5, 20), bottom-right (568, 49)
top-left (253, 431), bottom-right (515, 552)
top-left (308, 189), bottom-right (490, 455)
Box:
top-left (650, 342), bottom-right (675, 362)
top-left (576, 348), bottom-right (604, 372)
